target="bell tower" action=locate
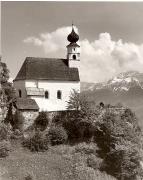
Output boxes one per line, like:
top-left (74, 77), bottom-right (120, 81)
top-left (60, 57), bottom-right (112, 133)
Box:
top-left (67, 24), bottom-right (80, 69)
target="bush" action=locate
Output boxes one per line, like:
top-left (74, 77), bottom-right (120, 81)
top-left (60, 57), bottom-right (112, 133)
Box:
top-left (94, 109), bottom-right (143, 180)
top-left (87, 154), bottom-right (103, 170)
top-left (0, 140), bottom-right (11, 158)
top-left (24, 174), bottom-right (34, 180)
top-left (73, 166), bottom-right (117, 180)
top-left (34, 111), bottom-right (49, 131)
top-left (22, 130), bottom-right (48, 152)
top-left (101, 142), bottom-right (143, 180)
top-left (0, 123), bottom-right (11, 141)
top-left (75, 142), bottom-right (98, 155)
top-left (13, 111), bottom-right (24, 131)
top-left (47, 126), bottom-right (68, 145)
top-left (10, 129), bottom-right (23, 140)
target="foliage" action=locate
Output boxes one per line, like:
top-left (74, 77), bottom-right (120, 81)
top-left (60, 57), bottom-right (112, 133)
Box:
top-left (13, 111), bottom-right (24, 131)
top-left (60, 92), bottom-right (98, 142)
top-left (52, 143), bottom-right (116, 180)
top-left (87, 154), bottom-right (103, 170)
top-left (47, 126), bottom-right (68, 145)
top-left (66, 91), bottom-right (143, 179)
top-left (0, 62), bottom-right (9, 84)
top-left (0, 60), bottom-right (15, 124)
top-left (75, 142), bottom-right (97, 155)
top-left (0, 140), bottom-right (11, 158)
top-left (34, 111), bottom-right (49, 131)
top-left (102, 141), bottom-right (142, 180)
top-left (0, 61), bottom-right (15, 103)
top-left (94, 108), bottom-right (143, 180)
top-left (67, 89), bottom-right (80, 110)
top-left (24, 173), bottom-right (34, 180)
top-left (0, 122), bottom-right (11, 141)
top-left (22, 130), bottom-right (48, 152)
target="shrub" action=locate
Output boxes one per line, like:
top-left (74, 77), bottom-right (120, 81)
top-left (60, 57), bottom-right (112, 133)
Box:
top-left (75, 142), bottom-right (98, 155)
top-left (47, 126), bottom-right (68, 145)
top-left (72, 165), bottom-right (117, 180)
top-left (10, 129), bottom-right (23, 140)
top-left (87, 154), bottom-right (103, 170)
top-left (0, 140), bottom-right (11, 158)
top-left (24, 174), bottom-right (34, 180)
top-left (95, 109), bottom-right (143, 180)
top-left (101, 142), bottom-right (143, 180)
top-left (13, 111), bottom-right (24, 131)
top-left (22, 130), bottom-right (48, 152)
top-left (34, 111), bottom-right (49, 131)
top-left (0, 123), bottom-right (11, 141)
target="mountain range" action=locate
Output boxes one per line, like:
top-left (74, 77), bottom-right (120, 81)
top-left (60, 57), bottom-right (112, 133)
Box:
top-left (81, 71), bottom-right (143, 127)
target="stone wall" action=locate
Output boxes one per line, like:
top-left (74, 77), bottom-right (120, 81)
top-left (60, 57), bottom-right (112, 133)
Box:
top-left (18, 110), bottom-right (39, 131)
top-left (15, 110), bottom-right (70, 131)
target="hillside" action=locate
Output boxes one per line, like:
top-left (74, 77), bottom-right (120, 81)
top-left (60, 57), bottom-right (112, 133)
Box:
top-left (81, 71), bottom-right (143, 127)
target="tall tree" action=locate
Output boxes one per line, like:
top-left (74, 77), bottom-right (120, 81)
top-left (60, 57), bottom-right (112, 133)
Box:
top-left (0, 58), bottom-right (15, 122)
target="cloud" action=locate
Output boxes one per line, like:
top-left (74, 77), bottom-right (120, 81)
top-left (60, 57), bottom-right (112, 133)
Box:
top-left (23, 27), bottom-right (143, 83)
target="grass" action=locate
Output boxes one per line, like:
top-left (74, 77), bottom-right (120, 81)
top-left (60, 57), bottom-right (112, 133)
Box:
top-left (0, 141), bottom-right (73, 180)
top-left (0, 141), bottom-right (117, 180)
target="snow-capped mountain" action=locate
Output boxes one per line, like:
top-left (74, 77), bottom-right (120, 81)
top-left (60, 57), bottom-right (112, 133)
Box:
top-left (81, 71), bottom-right (143, 92)
top-left (81, 71), bottom-right (143, 128)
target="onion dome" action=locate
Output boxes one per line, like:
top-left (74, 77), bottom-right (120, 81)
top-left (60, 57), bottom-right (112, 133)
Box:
top-left (67, 25), bottom-right (79, 43)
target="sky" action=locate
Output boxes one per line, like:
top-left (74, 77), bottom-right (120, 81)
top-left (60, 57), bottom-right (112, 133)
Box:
top-left (2, 2), bottom-right (143, 83)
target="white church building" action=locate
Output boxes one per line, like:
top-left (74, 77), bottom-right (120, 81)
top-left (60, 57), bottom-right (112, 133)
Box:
top-left (13, 25), bottom-right (80, 112)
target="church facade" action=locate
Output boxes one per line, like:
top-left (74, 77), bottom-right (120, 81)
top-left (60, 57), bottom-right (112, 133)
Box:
top-left (13, 26), bottom-right (80, 112)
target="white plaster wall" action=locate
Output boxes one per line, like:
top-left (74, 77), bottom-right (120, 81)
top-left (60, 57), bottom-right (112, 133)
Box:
top-left (68, 53), bottom-right (80, 61)
top-left (27, 80), bottom-right (80, 112)
top-left (67, 46), bottom-right (80, 54)
top-left (25, 80), bottom-right (38, 88)
top-left (69, 60), bottom-right (80, 69)
top-left (13, 80), bottom-right (26, 98)
top-left (14, 79), bottom-right (80, 112)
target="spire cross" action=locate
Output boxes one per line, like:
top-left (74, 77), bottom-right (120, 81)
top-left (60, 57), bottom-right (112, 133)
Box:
top-left (72, 21), bottom-right (74, 29)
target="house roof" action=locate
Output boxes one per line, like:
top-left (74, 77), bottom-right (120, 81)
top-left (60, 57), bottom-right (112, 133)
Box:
top-left (15, 98), bottom-right (39, 110)
top-left (14, 57), bottom-right (80, 81)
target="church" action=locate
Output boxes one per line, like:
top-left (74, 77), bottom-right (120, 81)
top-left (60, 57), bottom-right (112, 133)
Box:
top-left (13, 25), bottom-right (80, 112)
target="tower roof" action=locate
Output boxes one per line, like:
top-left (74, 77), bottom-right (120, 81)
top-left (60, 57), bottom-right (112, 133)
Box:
top-left (67, 25), bottom-right (79, 43)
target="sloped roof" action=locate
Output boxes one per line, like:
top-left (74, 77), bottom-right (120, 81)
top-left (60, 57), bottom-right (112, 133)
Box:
top-left (14, 57), bottom-right (80, 81)
top-left (15, 98), bottom-right (39, 110)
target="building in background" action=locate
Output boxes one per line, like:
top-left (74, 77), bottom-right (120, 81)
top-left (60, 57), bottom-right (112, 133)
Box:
top-left (13, 25), bottom-right (80, 111)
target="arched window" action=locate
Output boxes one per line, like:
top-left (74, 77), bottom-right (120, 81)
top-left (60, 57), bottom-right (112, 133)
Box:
top-left (18, 89), bottom-right (22, 98)
top-left (73, 55), bottom-right (76, 60)
top-left (45, 91), bottom-right (49, 99)
top-left (57, 90), bottom-right (62, 99)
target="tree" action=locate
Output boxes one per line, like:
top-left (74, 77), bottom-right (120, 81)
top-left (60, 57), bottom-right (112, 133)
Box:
top-left (65, 90), bottom-right (99, 142)
top-left (67, 89), bottom-right (80, 110)
top-left (94, 108), bottom-right (143, 180)
top-left (0, 62), bottom-right (9, 84)
top-left (34, 111), bottom-right (49, 131)
top-left (0, 60), bottom-right (16, 123)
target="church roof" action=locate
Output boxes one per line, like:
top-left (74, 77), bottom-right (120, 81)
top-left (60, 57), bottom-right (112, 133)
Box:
top-left (15, 98), bottom-right (39, 110)
top-left (14, 57), bottom-right (80, 81)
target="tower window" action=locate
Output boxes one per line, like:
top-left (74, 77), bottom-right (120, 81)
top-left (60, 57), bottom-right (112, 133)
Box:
top-left (74, 48), bottom-right (75, 51)
top-left (45, 91), bottom-right (49, 99)
top-left (73, 55), bottom-right (76, 60)
top-left (57, 90), bottom-right (62, 99)
top-left (18, 89), bottom-right (22, 98)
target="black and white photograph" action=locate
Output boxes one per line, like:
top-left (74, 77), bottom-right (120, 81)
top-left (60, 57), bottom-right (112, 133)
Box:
top-left (0, 1), bottom-right (143, 180)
